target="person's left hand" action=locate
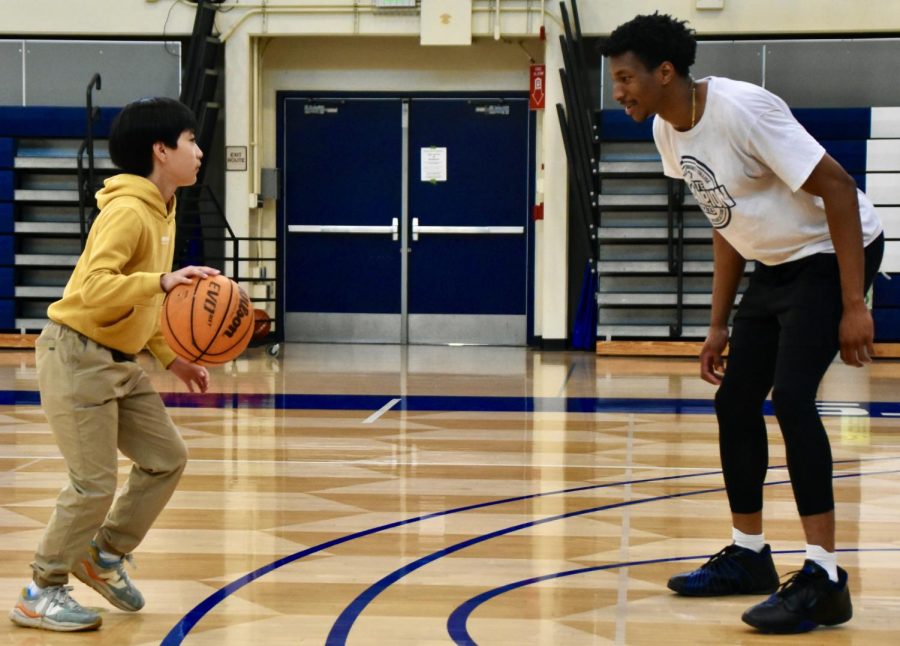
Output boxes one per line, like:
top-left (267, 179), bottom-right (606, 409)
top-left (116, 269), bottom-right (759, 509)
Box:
top-left (839, 300), bottom-right (875, 367)
top-left (168, 356), bottom-right (210, 392)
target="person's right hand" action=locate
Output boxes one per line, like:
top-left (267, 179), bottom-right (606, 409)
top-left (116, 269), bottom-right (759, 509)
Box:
top-left (168, 356), bottom-right (210, 393)
top-left (160, 266), bottom-right (221, 293)
top-left (700, 326), bottom-right (729, 385)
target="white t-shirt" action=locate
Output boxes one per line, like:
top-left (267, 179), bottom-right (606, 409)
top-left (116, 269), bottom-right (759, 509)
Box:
top-left (653, 76), bottom-right (882, 265)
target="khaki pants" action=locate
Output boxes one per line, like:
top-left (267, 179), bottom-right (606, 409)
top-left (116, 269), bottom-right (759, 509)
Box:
top-left (32, 322), bottom-right (187, 587)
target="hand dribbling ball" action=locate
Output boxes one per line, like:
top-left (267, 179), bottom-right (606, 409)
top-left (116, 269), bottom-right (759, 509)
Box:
top-left (160, 274), bottom-right (254, 365)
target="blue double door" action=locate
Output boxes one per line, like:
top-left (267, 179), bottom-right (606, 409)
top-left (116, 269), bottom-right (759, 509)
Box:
top-left (280, 94), bottom-right (533, 345)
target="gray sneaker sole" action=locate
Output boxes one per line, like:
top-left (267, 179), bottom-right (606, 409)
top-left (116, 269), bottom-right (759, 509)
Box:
top-left (9, 607), bottom-right (102, 632)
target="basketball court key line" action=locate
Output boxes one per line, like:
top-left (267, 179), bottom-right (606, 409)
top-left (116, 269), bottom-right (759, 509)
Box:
top-left (362, 398), bottom-right (401, 424)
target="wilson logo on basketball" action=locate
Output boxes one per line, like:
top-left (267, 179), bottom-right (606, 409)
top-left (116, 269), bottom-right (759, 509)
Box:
top-left (224, 290), bottom-right (251, 338)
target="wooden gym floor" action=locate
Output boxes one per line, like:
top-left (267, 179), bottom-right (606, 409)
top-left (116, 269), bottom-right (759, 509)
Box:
top-left (0, 343), bottom-right (897, 645)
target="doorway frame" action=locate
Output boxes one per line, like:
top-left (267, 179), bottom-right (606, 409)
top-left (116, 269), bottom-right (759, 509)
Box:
top-left (275, 89), bottom-right (537, 346)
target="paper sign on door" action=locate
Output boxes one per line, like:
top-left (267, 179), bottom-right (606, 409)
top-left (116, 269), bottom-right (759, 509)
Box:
top-left (421, 147), bottom-right (447, 182)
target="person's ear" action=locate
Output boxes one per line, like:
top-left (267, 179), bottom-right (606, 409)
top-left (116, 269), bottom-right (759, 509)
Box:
top-left (656, 61), bottom-right (676, 86)
top-left (152, 141), bottom-right (167, 164)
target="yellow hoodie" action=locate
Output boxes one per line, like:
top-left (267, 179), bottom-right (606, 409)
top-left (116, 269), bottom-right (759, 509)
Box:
top-left (47, 174), bottom-right (178, 367)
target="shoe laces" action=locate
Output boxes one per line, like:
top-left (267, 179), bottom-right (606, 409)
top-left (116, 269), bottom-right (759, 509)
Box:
top-left (98, 552), bottom-right (137, 581)
top-left (46, 585), bottom-right (85, 610)
top-left (701, 545), bottom-right (737, 569)
top-left (773, 567), bottom-right (821, 600)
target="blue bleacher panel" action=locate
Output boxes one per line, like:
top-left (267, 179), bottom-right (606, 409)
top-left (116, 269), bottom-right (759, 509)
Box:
top-left (0, 235), bottom-right (11, 266)
top-left (0, 106), bottom-right (118, 138)
top-left (0, 171), bottom-right (13, 202)
top-left (820, 140), bottom-right (867, 184)
top-left (1, 106), bottom-right (121, 332)
top-left (874, 274), bottom-right (900, 305)
top-left (600, 108), bottom-right (872, 144)
top-left (820, 141), bottom-right (866, 172)
top-left (599, 110), bottom-right (653, 142)
top-left (0, 138), bottom-right (14, 169)
top-left (792, 108), bottom-right (871, 141)
top-left (0, 299), bottom-right (12, 329)
top-left (874, 308), bottom-right (900, 341)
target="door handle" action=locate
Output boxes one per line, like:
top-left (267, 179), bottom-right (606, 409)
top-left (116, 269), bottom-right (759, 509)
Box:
top-left (289, 218), bottom-right (400, 241)
top-left (411, 217), bottom-right (523, 241)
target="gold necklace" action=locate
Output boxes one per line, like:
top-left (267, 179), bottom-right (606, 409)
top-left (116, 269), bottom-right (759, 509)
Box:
top-left (690, 80), bottom-right (696, 128)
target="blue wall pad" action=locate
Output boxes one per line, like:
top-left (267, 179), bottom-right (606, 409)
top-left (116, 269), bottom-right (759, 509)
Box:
top-left (599, 110), bottom-right (653, 141)
top-left (0, 106), bottom-right (120, 138)
top-left (0, 300), bottom-right (12, 329)
top-left (874, 273), bottom-right (900, 306)
top-left (600, 108), bottom-right (873, 146)
top-left (0, 172), bottom-right (12, 201)
top-left (820, 140), bottom-right (866, 174)
top-left (0, 204), bottom-right (11, 233)
top-left (0, 268), bottom-right (11, 298)
top-left (0, 235), bottom-right (12, 265)
top-left (791, 108), bottom-right (871, 140)
top-left (0, 139), bottom-right (14, 169)
top-left (874, 308), bottom-right (900, 341)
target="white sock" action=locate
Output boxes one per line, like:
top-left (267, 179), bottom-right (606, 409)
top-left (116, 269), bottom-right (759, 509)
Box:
top-left (98, 548), bottom-right (121, 563)
top-left (806, 544), bottom-right (838, 582)
top-left (732, 527), bottom-right (766, 553)
top-left (26, 581), bottom-right (43, 596)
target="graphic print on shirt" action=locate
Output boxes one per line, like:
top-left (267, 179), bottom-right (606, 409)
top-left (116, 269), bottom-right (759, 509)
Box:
top-left (680, 156), bottom-right (736, 229)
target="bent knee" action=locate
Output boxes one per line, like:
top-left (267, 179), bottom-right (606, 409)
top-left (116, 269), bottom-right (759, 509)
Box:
top-left (771, 386), bottom-right (817, 422)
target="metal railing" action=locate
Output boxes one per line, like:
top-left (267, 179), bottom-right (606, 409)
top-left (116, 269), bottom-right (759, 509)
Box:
top-left (666, 179), bottom-right (687, 338)
top-left (175, 184), bottom-right (280, 344)
top-left (77, 73), bottom-right (102, 249)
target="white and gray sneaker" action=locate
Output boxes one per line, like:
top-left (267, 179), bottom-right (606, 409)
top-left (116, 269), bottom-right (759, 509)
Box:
top-left (9, 585), bottom-right (102, 632)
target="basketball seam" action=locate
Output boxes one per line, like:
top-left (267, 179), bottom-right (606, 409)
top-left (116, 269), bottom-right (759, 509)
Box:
top-left (194, 277), bottom-right (236, 364)
top-left (162, 285), bottom-right (202, 362)
top-left (199, 286), bottom-right (254, 364)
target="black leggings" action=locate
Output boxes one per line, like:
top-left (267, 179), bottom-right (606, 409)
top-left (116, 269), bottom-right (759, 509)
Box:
top-left (716, 234), bottom-right (883, 517)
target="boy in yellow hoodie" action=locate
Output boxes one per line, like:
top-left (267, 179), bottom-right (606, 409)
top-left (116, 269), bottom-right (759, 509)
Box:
top-left (9, 97), bottom-right (219, 632)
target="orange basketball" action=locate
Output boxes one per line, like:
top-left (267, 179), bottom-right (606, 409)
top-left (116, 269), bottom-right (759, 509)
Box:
top-left (252, 308), bottom-right (271, 340)
top-left (160, 274), bottom-right (254, 365)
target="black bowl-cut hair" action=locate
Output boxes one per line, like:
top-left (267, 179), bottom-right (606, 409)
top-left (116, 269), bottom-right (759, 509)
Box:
top-left (109, 97), bottom-right (198, 177)
top-left (597, 12), bottom-right (697, 77)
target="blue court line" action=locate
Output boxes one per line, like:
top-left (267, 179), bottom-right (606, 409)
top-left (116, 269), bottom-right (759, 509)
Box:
top-left (3, 389), bottom-right (900, 417)
top-left (445, 547), bottom-right (900, 645)
top-left (324, 468), bottom-right (900, 645)
top-left (160, 459), bottom-right (899, 645)
top-left (159, 469), bottom-right (723, 645)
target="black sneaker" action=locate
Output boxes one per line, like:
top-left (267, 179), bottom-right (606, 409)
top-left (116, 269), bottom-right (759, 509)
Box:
top-left (742, 560), bottom-right (852, 633)
top-left (667, 544), bottom-right (779, 596)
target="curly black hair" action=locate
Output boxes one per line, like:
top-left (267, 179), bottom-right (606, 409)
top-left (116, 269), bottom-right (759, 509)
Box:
top-left (597, 12), bottom-right (696, 77)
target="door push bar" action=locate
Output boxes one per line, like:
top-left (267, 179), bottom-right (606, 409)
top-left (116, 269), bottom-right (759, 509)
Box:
top-left (410, 217), bottom-right (524, 241)
top-left (289, 218), bottom-right (400, 241)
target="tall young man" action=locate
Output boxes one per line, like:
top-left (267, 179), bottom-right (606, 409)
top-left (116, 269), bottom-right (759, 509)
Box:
top-left (599, 14), bottom-right (883, 634)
